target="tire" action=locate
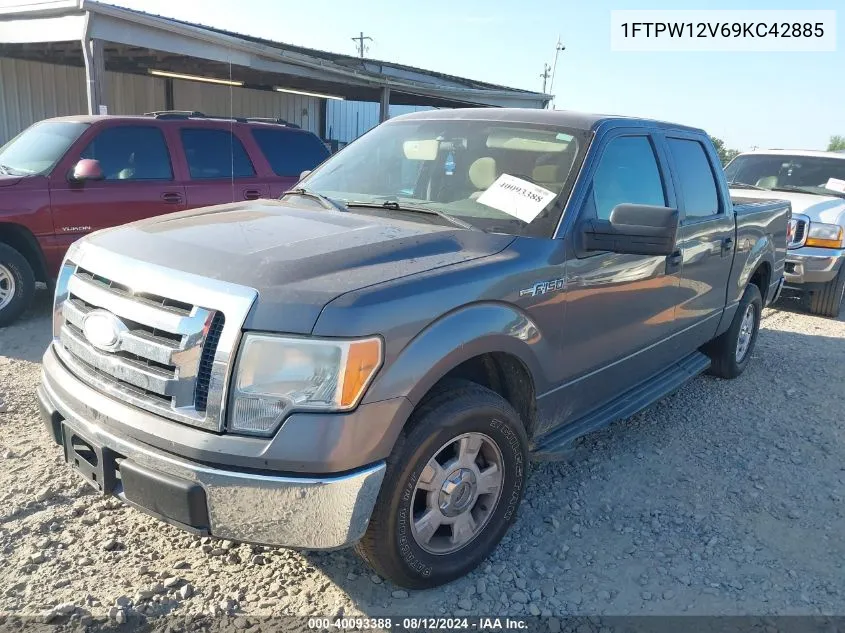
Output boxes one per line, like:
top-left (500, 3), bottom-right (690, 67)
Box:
top-left (355, 380), bottom-right (529, 589)
top-left (705, 283), bottom-right (762, 379)
top-left (0, 243), bottom-right (36, 328)
top-left (803, 265), bottom-right (845, 318)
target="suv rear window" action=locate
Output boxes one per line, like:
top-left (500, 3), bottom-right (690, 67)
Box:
top-left (180, 128), bottom-right (256, 179)
top-left (251, 128), bottom-right (329, 177)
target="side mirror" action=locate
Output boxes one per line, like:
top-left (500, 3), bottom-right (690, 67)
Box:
top-left (299, 170), bottom-right (311, 181)
top-left (69, 159), bottom-right (104, 183)
top-left (580, 204), bottom-right (678, 256)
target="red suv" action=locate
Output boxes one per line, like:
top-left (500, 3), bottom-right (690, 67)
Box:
top-left (0, 112), bottom-right (330, 325)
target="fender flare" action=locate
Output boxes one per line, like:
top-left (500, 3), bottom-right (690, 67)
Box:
top-left (362, 301), bottom-right (552, 408)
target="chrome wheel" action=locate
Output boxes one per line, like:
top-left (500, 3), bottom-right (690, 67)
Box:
top-left (735, 303), bottom-right (756, 363)
top-left (410, 432), bottom-right (504, 555)
top-left (0, 264), bottom-right (15, 311)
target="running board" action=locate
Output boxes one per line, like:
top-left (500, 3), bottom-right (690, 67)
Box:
top-left (531, 351), bottom-right (711, 460)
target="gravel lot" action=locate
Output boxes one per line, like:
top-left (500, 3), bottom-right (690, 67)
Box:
top-left (1, 290), bottom-right (844, 628)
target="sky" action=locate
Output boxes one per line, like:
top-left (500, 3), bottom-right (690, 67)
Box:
top-left (103, 0), bottom-right (843, 152)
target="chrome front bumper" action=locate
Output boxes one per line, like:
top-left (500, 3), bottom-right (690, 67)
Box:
top-left (39, 360), bottom-right (386, 550)
top-left (784, 246), bottom-right (845, 286)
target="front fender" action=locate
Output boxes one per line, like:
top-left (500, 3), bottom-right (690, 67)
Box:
top-left (362, 301), bottom-right (553, 407)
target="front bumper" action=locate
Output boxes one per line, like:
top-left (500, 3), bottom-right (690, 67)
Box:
top-left (39, 353), bottom-right (386, 550)
top-left (784, 246), bottom-right (845, 287)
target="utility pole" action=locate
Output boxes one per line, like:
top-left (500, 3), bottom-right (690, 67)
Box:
top-left (540, 63), bottom-right (552, 94)
top-left (352, 31), bottom-right (373, 58)
top-left (548, 37), bottom-right (565, 109)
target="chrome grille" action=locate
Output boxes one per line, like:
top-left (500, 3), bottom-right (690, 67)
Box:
top-left (52, 242), bottom-right (257, 432)
top-left (788, 214), bottom-right (809, 249)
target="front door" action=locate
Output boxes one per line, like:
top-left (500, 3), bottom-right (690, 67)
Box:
top-left (49, 124), bottom-right (186, 246)
top-left (544, 131), bottom-right (683, 428)
top-left (664, 134), bottom-right (735, 350)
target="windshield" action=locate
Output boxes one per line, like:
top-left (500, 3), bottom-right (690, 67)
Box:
top-left (300, 118), bottom-right (587, 236)
top-left (0, 121), bottom-right (88, 176)
top-left (725, 153), bottom-right (845, 197)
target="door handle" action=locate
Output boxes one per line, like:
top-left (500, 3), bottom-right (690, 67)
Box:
top-left (244, 189), bottom-right (262, 200)
top-left (161, 192), bottom-right (183, 204)
top-left (666, 249), bottom-right (683, 273)
top-left (722, 237), bottom-right (734, 257)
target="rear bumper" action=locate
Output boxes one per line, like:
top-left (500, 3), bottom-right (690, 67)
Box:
top-left (784, 246), bottom-right (845, 287)
top-left (38, 359), bottom-right (386, 550)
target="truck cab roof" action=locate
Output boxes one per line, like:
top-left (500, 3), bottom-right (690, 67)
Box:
top-left (391, 107), bottom-right (706, 136)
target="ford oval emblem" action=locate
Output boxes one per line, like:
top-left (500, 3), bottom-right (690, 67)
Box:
top-left (81, 309), bottom-right (127, 352)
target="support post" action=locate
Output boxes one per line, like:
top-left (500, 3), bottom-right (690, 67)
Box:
top-left (379, 86), bottom-right (390, 123)
top-left (82, 38), bottom-right (107, 115)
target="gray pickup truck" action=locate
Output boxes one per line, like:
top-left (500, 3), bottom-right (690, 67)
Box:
top-left (38, 109), bottom-right (789, 589)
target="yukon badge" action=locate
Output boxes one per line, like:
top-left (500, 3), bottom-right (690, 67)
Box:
top-left (520, 277), bottom-right (566, 298)
top-left (81, 309), bottom-right (128, 352)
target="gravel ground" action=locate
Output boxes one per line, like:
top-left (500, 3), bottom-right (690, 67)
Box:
top-left (1, 290), bottom-right (844, 629)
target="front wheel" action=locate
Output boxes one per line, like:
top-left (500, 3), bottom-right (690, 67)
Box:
top-left (803, 264), bottom-right (845, 318)
top-left (705, 283), bottom-right (762, 379)
top-left (355, 381), bottom-right (528, 589)
top-left (0, 243), bottom-right (36, 328)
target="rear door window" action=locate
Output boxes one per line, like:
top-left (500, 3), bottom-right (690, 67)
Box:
top-left (591, 136), bottom-right (666, 220)
top-left (251, 128), bottom-right (330, 177)
top-left (180, 128), bottom-right (256, 179)
top-left (80, 126), bottom-right (172, 180)
top-left (667, 138), bottom-right (720, 218)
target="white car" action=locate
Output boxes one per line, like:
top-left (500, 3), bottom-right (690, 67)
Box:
top-left (727, 149), bottom-right (845, 317)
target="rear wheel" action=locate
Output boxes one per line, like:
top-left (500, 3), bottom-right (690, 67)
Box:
top-left (0, 243), bottom-right (35, 328)
top-left (705, 283), bottom-right (762, 379)
top-left (355, 381), bottom-right (528, 589)
top-left (803, 265), bottom-right (845, 318)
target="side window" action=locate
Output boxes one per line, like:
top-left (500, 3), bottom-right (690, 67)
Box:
top-left (667, 138), bottom-right (719, 218)
top-left (592, 136), bottom-right (665, 220)
top-left (180, 129), bottom-right (256, 179)
top-left (80, 126), bottom-right (172, 181)
top-left (251, 129), bottom-right (330, 177)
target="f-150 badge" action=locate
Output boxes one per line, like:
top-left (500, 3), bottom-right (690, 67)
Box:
top-left (520, 277), bottom-right (566, 297)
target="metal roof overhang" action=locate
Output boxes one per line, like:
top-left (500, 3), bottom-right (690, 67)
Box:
top-left (0, 0), bottom-right (551, 109)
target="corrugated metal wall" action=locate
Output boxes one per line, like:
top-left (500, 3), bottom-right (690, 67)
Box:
top-left (325, 100), bottom-right (434, 143)
top-left (172, 81), bottom-right (320, 134)
top-left (1, 56), bottom-right (432, 146)
top-left (0, 57), bottom-right (166, 144)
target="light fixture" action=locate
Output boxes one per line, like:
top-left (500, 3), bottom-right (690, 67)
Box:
top-left (148, 69), bottom-right (243, 87)
top-left (274, 86), bottom-right (344, 100)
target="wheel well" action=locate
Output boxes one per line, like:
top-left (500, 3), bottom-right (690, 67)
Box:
top-left (749, 262), bottom-right (771, 303)
top-left (0, 223), bottom-right (48, 282)
top-left (428, 352), bottom-right (537, 437)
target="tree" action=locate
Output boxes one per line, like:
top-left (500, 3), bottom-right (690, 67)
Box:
top-left (827, 135), bottom-right (845, 151)
top-left (710, 136), bottom-right (740, 166)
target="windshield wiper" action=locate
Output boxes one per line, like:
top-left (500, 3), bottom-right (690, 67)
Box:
top-left (729, 181), bottom-right (766, 190)
top-left (346, 200), bottom-right (479, 231)
top-left (769, 185), bottom-right (845, 199)
top-left (0, 164), bottom-right (14, 176)
top-left (281, 188), bottom-right (348, 213)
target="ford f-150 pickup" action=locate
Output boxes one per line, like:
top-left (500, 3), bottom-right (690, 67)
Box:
top-left (38, 109), bottom-right (789, 588)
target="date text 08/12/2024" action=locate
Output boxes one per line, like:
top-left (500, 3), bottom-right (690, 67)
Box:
top-left (307, 617), bottom-right (529, 630)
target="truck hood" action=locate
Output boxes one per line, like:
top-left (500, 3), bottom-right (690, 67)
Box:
top-left (0, 175), bottom-right (24, 187)
top-left (82, 199), bottom-right (514, 333)
top-left (729, 188), bottom-right (845, 225)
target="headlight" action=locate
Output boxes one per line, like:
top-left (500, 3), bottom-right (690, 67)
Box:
top-left (229, 334), bottom-right (383, 436)
top-left (805, 222), bottom-right (844, 249)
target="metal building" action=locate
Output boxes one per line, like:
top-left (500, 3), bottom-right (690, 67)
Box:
top-left (0, 1), bottom-right (550, 146)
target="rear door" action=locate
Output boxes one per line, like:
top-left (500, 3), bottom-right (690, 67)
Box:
top-left (250, 127), bottom-right (331, 198)
top-left (662, 133), bottom-right (735, 349)
top-left (49, 124), bottom-right (186, 240)
top-left (177, 127), bottom-right (270, 207)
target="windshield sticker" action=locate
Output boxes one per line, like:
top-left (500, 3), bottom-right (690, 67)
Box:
top-left (824, 177), bottom-right (845, 194)
top-left (476, 174), bottom-right (556, 223)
